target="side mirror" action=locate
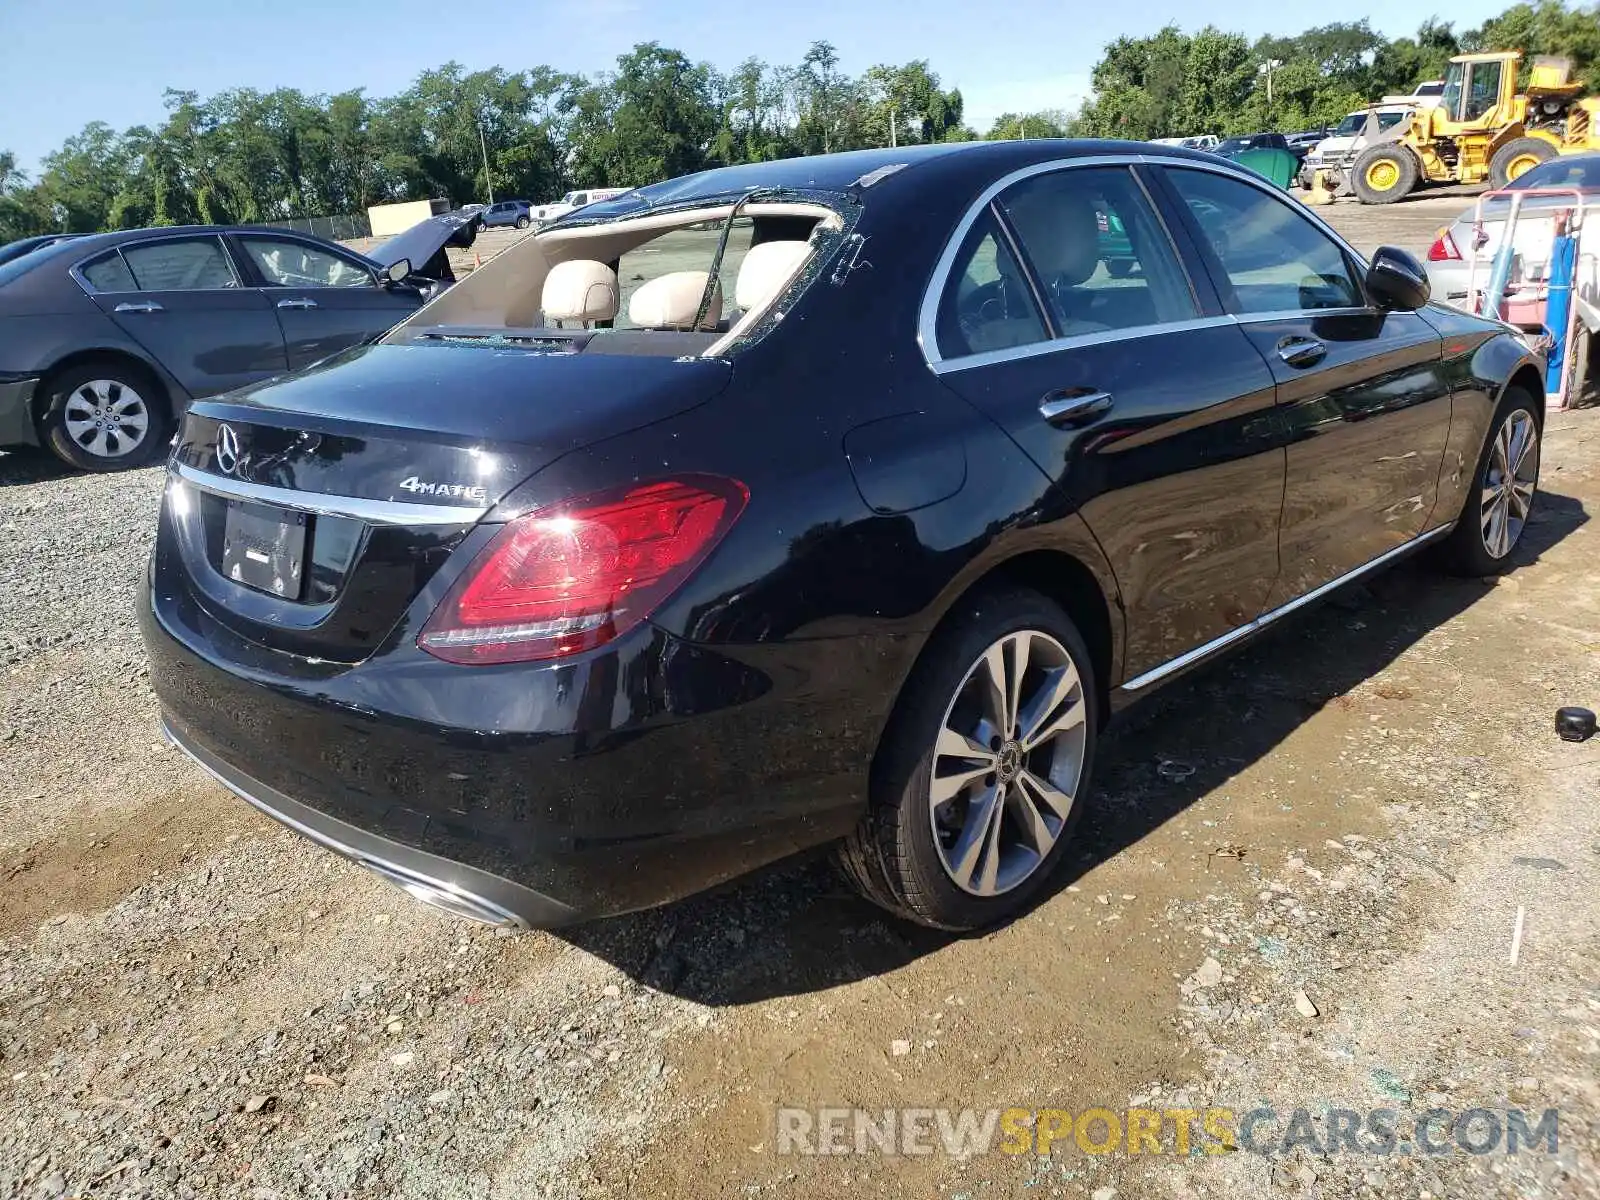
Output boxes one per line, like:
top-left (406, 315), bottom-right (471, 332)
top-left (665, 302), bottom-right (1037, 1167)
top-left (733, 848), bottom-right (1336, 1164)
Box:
top-left (384, 258), bottom-right (412, 285)
top-left (1366, 245), bottom-right (1430, 312)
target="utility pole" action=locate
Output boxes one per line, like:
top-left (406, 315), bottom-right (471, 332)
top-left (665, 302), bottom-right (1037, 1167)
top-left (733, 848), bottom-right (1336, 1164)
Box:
top-left (1258, 58), bottom-right (1283, 105)
top-left (477, 115), bottom-right (495, 205)
top-left (889, 105), bottom-right (897, 149)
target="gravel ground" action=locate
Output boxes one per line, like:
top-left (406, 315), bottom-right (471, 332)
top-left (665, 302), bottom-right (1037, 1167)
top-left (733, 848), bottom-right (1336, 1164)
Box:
top-left (3, 195), bottom-right (1598, 1200)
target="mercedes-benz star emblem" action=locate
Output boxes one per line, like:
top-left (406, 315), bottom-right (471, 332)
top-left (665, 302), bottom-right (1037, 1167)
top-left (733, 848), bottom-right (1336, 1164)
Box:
top-left (216, 424), bottom-right (240, 475)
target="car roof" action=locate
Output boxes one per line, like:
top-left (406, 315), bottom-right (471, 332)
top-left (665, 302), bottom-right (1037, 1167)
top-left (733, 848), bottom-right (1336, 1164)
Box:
top-left (566, 139), bottom-right (1220, 223)
top-left (0, 223), bottom-right (374, 276)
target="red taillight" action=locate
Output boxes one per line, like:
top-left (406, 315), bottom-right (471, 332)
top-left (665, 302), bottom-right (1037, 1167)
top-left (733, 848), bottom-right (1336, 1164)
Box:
top-left (1427, 227), bottom-right (1462, 262)
top-left (418, 475), bottom-right (748, 665)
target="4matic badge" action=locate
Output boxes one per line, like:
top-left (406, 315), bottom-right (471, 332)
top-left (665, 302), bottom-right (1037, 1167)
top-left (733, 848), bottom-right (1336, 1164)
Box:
top-left (398, 476), bottom-right (489, 503)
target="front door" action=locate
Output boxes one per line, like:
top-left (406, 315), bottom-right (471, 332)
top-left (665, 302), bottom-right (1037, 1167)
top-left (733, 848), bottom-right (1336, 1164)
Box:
top-left (928, 163), bottom-right (1286, 679)
top-left (81, 235), bottom-right (287, 397)
top-left (1157, 165), bottom-right (1452, 604)
top-left (231, 234), bottom-right (420, 370)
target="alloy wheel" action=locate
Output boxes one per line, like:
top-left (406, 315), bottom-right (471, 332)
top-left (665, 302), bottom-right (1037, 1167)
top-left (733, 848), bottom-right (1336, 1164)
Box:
top-left (1481, 408), bottom-right (1539, 560)
top-left (929, 630), bottom-right (1089, 896)
top-left (62, 379), bottom-right (150, 460)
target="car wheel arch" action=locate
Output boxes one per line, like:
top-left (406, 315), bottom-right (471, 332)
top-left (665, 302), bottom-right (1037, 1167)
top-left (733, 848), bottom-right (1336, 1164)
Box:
top-left (875, 544), bottom-right (1123, 771)
top-left (1504, 362), bottom-right (1545, 413)
top-left (32, 347), bottom-right (175, 429)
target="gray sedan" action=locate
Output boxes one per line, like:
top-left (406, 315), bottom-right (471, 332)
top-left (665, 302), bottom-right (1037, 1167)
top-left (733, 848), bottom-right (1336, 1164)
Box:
top-left (0, 226), bottom-right (434, 472)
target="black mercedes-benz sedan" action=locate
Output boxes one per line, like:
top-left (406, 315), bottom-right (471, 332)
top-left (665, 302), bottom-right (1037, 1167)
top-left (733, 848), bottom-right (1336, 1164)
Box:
top-left (0, 222), bottom-right (466, 472)
top-left (141, 140), bottom-right (1545, 932)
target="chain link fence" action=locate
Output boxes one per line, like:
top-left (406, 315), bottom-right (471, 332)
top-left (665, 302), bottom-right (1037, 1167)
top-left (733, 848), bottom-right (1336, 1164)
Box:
top-left (259, 213), bottom-right (372, 241)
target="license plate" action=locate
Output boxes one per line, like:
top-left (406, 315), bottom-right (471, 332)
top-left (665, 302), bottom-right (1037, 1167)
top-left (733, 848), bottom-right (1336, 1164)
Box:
top-left (222, 500), bottom-right (307, 599)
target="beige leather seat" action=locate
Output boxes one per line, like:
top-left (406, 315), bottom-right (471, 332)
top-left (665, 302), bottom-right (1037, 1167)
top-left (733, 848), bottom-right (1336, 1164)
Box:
top-left (1002, 186), bottom-right (1110, 336)
top-left (541, 259), bottom-right (619, 328)
top-left (628, 270), bottom-right (722, 331)
top-left (733, 241), bottom-right (810, 313)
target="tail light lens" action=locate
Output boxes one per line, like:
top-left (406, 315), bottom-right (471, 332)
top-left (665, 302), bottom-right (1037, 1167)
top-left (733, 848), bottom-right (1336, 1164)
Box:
top-left (419, 475), bottom-right (748, 665)
top-left (1427, 227), bottom-right (1462, 261)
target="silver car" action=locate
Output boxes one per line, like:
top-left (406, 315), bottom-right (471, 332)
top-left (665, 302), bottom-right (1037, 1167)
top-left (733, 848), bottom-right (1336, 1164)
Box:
top-left (1424, 153), bottom-right (1600, 396)
top-left (1424, 154), bottom-right (1600, 314)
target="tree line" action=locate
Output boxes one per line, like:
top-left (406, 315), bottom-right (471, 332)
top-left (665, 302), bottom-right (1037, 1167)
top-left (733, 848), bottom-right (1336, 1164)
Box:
top-left (1073, 1), bottom-right (1600, 140)
top-left (2, 2), bottom-right (1597, 243)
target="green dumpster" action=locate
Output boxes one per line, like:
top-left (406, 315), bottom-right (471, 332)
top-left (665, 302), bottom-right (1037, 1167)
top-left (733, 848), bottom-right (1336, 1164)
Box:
top-left (1222, 147), bottom-right (1297, 190)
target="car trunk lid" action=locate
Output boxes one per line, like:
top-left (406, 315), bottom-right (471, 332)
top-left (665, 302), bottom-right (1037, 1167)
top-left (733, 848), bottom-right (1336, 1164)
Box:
top-left (163, 341), bottom-right (732, 663)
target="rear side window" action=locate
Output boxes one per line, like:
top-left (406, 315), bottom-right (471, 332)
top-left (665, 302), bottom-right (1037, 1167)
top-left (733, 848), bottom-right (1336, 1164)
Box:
top-left (1164, 168), bottom-right (1362, 314)
top-left (997, 166), bottom-right (1197, 336)
top-left (935, 210), bottom-right (1048, 358)
top-left (80, 252), bottom-right (137, 292)
top-left (120, 238), bottom-right (239, 291)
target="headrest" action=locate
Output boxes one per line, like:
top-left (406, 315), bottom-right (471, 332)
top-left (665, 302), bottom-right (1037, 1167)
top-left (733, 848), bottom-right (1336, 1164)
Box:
top-left (734, 241), bottom-right (810, 311)
top-left (1005, 187), bottom-right (1102, 287)
top-left (541, 259), bottom-right (618, 325)
top-left (628, 271), bottom-right (722, 330)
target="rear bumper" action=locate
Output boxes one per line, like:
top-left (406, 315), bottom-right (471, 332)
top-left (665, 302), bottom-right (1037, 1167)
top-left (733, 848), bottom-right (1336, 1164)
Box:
top-left (139, 566), bottom-right (869, 927)
top-left (161, 710), bottom-right (572, 927)
top-left (0, 375), bottom-right (39, 448)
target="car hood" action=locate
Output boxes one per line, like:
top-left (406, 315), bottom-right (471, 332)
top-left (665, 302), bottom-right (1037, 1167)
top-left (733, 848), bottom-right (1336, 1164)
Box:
top-left (1311, 135), bottom-right (1359, 156)
top-left (367, 213), bottom-right (481, 276)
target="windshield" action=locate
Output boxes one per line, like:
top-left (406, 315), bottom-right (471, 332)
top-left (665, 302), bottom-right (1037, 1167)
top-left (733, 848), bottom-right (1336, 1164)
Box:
top-left (1442, 61), bottom-right (1466, 121)
top-left (1334, 115), bottom-right (1364, 136)
top-left (1509, 155), bottom-right (1600, 191)
top-left (1217, 136), bottom-right (1259, 153)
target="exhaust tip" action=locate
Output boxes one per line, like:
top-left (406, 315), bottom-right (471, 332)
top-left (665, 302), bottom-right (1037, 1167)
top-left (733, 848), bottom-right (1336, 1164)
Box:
top-left (357, 858), bottom-right (526, 929)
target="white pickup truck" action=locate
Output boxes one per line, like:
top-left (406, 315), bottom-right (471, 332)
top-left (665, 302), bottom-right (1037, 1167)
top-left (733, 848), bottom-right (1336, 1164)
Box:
top-left (531, 187), bottom-right (633, 226)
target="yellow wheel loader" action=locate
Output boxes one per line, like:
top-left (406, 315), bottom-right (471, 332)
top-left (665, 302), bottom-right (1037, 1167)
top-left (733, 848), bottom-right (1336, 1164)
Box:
top-left (1351, 51), bottom-right (1600, 204)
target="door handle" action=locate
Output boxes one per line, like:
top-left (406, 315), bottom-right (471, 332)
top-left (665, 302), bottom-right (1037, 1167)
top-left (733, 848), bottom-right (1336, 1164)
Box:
top-left (1039, 389), bottom-right (1114, 427)
top-left (1277, 336), bottom-right (1326, 368)
top-left (113, 301), bottom-right (164, 314)
top-left (276, 298), bottom-right (319, 310)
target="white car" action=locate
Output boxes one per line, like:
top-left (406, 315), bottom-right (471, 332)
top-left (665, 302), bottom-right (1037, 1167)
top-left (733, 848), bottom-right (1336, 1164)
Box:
top-left (531, 187), bottom-right (634, 226)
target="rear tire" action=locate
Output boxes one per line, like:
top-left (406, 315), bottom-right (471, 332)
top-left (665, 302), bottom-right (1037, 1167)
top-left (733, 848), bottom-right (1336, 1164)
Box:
top-left (1572, 327), bottom-right (1594, 406)
top-left (838, 588), bottom-right (1099, 931)
top-left (39, 358), bottom-right (172, 473)
top-left (515, 215), bottom-right (531, 229)
top-left (1352, 147), bottom-right (1419, 204)
top-left (1490, 137), bottom-right (1557, 189)
top-left (1435, 386), bottom-right (1541, 576)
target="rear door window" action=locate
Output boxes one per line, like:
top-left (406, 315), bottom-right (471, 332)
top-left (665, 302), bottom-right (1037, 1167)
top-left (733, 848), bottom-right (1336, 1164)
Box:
top-left (996, 166), bottom-right (1197, 336)
top-left (118, 239), bottom-right (238, 291)
top-left (119, 238), bottom-right (239, 290)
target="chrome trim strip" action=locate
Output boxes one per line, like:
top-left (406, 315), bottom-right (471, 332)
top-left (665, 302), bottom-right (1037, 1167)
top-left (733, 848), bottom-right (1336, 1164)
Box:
top-left (931, 315), bottom-right (1239, 375)
top-left (1235, 306), bottom-right (1376, 324)
top-left (160, 717), bottom-right (526, 928)
top-left (1119, 524), bottom-right (1452, 692)
top-left (174, 463), bottom-right (485, 526)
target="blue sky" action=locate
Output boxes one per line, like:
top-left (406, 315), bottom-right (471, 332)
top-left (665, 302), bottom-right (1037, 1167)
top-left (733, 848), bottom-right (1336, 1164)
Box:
top-left (0, 0), bottom-right (1513, 174)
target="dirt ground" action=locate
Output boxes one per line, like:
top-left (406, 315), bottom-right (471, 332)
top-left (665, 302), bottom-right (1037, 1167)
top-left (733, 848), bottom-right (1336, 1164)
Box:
top-left (3, 193), bottom-right (1598, 1200)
